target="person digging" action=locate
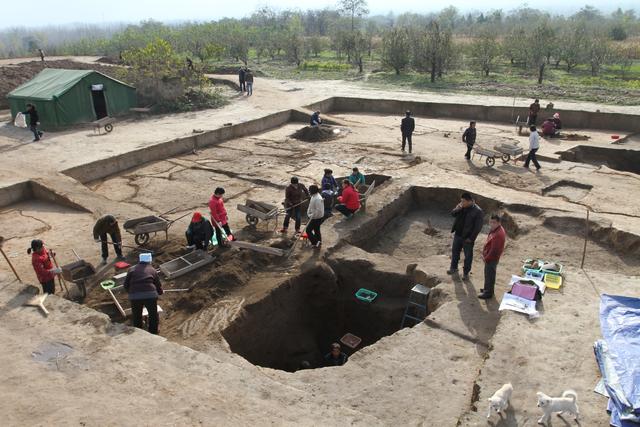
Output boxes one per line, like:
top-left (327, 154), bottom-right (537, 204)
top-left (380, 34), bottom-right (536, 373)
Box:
top-left (93, 214), bottom-right (124, 265)
top-left (185, 212), bottom-right (214, 250)
top-left (124, 253), bottom-right (163, 335)
top-left (280, 176), bottom-right (309, 235)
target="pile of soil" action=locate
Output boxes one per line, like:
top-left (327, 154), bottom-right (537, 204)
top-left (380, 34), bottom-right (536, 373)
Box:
top-left (0, 60), bottom-right (126, 109)
top-left (290, 125), bottom-right (348, 142)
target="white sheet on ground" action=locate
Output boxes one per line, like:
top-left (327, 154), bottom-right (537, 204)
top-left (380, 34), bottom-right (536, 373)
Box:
top-left (499, 292), bottom-right (539, 318)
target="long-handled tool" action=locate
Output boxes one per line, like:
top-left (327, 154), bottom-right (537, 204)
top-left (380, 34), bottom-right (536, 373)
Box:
top-left (212, 218), bottom-right (233, 247)
top-left (25, 293), bottom-right (49, 316)
top-left (286, 219), bottom-right (311, 258)
top-left (0, 245), bottom-right (22, 282)
top-left (49, 250), bottom-right (69, 297)
top-left (163, 288), bottom-right (190, 293)
top-left (98, 240), bottom-right (154, 254)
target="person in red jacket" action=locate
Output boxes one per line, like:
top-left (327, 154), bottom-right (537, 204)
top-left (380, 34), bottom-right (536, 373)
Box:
top-left (479, 214), bottom-right (506, 299)
top-left (208, 187), bottom-right (233, 246)
top-left (335, 180), bottom-right (361, 218)
top-left (27, 239), bottom-right (61, 294)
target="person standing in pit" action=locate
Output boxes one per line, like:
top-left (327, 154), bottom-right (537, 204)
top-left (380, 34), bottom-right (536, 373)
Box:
top-left (324, 343), bottom-right (348, 366)
top-left (478, 214), bottom-right (506, 300)
top-left (22, 104), bottom-right (43, 142)
top-left (401, 110), bottom-right (415, 154)
top-left (524, 125), bottom-right (541, 171)
top-left (124, 253), bottom-right (163, 335)
top-left (447, 192), bottom-right (484, 280)
top-left (93, 214), bottom-right (124, 264)
top-left (280, 177), bottom-right (309, 234)
top-left (305, 185), bottom-right (324, 248)
top-left (348, 167), bottom-right (366, 189)
top-left (528, 99), bottom-right (541, 126)
top-left (27, 239), bottom-right (61, 295)
top-left (462, 121), bottom-right (477, 160)
top-left (185, 212), bottom-right (214, 250)
top-left (245, 69), bottom-right (254, 96)
top-left (209, 187), bottom-right (233, 246)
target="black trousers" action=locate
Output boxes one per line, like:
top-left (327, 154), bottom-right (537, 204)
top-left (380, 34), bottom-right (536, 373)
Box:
top-left (239, 80), bottom-right (245, 91)
top-left (100, 232), bottom-right (122, 259)
top-left (524, 148), bottom-right (541, 169)
top-left (450, 235), bottom-right (474, 275)
top-left (306, 218), bottom-right (322, 245)
top-left (465, 143), bottom-right (474, 158)
top-left (283, 206), bottom-right (302, 231)
top-left (335, 204), bottom-right (356, 217)
top-left (528, 114), bottom-right (537, 126)
top-left (29, 124), bottom-right (42, 141)
top-left (131, 298), bottom-right (159, 334)
top-left (214, 223), bottom-right (232, 245)
top-left (401, 133), bottom-right (413, 152)
top-left (41, 279), bottom-right (55, 295)
top-left (483, 260), bottom-right (498, 296)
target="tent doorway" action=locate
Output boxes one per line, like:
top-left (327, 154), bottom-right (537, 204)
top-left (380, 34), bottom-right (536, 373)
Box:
top-left (91, 86), bottom-right (108, 119)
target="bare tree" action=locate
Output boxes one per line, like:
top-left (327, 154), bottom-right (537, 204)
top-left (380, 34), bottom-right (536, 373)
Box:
top-left (470, 30), bottom-right (500, 76)
top-left (381, 27), bottom-right (411, 74)
top-left (527, 22), bottom-right (555, 84)
top-left (339, 0), bottom-right (369, 31)
top-left (586, 32), bottom-right (611, 76)
top-left (413, 20), bottom-right (453, 83)
top-left (558, 21), bottom-right (588, 71)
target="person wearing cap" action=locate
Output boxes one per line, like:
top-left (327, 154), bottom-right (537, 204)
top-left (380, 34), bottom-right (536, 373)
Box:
top-left (27, 239), bottom-right (61, 294)
top-left (209, 187), bottom-right (233, 246)
top-left (93, 214), bottom-right (124, 264)
top-left (528, 99), bottom-right (540, 126)
top-left (552, 113), bottom-right (562, 133)
top-left (462, 121), bottom-right (477, 160)
top-left (124, 253), bottom-right (163, 334)
top-left (348, 167), bottom-right (366, 189)
top-left (324, 342), bottom-right (348, 366)
top-left (280, 177), bottom-right (309, 234)
top-left (401, 110), bottom-right (415, 154)
top-left (310, 111), bottom-right (322, 127)
top-left (185, 212), bottom-right (214, 250)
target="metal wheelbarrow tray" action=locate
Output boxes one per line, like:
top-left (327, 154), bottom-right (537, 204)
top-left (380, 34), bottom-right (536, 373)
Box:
top-left (61, 259), bottom-right (95, 298)
top-left (123, 215), bottom-right (171, 246)
top-left (237, 199), bottom-right (280, 226)
top-left (493, 143), bottom-right (524, 163)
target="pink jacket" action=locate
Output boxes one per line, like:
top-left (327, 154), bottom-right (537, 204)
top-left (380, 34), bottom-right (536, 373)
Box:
top-left (32, 247), bottom-right (55, 284)
top-left (209, 195), bottom-right (228, 225)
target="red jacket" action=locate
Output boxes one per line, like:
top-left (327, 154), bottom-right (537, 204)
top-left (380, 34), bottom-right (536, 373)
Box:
top-left (542, 120), bottom-right (556, 136)
top-left (208, 195), bottom-right (228, 225)
top-left (338, 186), bottom-right (361, 211)
top-left (31, 247), bottom-right (55, 284)
top-left (483, 225), bottom-right (506, 263)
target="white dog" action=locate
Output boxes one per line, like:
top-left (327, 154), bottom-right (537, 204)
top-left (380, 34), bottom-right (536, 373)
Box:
top-left (487, 383), bottom-right (513, 418)
top-left (536, 390), bottom-right (579, 425)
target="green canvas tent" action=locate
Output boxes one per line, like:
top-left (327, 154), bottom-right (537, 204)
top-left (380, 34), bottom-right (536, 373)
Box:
top-left (8, 68), bottom-right (136, 129)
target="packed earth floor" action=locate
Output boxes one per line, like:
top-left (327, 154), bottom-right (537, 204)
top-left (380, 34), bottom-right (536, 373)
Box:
top-left (0, 65), bottom-right (639, 426)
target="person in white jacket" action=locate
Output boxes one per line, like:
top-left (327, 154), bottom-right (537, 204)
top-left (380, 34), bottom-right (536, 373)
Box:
top-left (524, 125), bottom-right (541, 170)
top-left (305, 185), bottom-right (324, 248)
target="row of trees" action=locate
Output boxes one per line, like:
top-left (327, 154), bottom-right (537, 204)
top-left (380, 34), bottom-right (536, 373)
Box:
top-left (1, 3), bottom-right (639, 84)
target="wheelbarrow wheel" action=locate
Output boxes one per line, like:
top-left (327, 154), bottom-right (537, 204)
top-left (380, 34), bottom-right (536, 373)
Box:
top-left (104, 123), bottom-right (113, 133)
top-left (246, 214), bottom-right (259, 227)
top-left (501, 154), bottom-right (510, 163)
top-left (486, 157), bottom-right (495, 167)
top-left (135, 233), bottom-right (150, 246)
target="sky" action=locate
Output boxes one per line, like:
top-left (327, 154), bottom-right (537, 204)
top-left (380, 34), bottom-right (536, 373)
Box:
top-left (1, 0), bottom-right (639, 29)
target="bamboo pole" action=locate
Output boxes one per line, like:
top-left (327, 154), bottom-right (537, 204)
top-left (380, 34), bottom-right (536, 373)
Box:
top-left (580, 209), bottom-right (590, 269)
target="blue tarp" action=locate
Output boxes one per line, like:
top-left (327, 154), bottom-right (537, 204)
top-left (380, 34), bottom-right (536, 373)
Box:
top-left (595, 294), bottom-right (640, 426)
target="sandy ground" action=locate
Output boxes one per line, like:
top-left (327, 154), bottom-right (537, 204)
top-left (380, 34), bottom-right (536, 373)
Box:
top-left (0, 57), bottom-right (639, 426)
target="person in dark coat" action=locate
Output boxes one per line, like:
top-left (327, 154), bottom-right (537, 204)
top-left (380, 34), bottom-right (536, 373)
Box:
top-left (238, 67), bottom-right (246, 92)
top-left (124, 253), bottom-right (163, 334)
top-left (447, 192), bottom-right (484, 280)
top-left (245, 69), bottom-right (254, 96)
top-left (401, 110), bottom-right (415, 153)
top-left (280, 177), bottom-right (309, 234)
top-left (324, 343), bottom-right (348, 367)
top-left (462, 121), bottom-right (477, 159)
top-left (185, 212), bottom-right (214, 250)
top-left (93, 214), bottom-right (123, 264)
top-left (22, 104), bottom-right (43, 142)
top-left (310, 111), bottom-right (322, 126)
top-left (528, 99), bottom-right (541, 126)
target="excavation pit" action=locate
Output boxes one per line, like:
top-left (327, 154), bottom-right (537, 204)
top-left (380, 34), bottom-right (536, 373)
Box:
top-left (558, 145), bottom-right (640, 175)
top-left (222, 263), bottom-right (442, 372)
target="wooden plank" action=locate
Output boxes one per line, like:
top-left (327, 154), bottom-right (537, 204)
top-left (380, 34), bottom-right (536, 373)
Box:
top-left (229, 240), bottom-right (285, 256)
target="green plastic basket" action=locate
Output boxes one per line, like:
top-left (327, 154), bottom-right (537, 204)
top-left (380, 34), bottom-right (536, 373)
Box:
top-left (355, 288), bottom-right (377, 303)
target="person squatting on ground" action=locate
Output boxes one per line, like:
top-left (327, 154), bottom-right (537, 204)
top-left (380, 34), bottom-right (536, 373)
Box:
top-left (528, 99), bottom-right (540, 125)
top-left (335, 180), bottom-right (361, 218)
top-left (28, 239), bottom-right (61, 295)
top-left (541, 118), bottom-right (556, 137)
top-left (22, 103), bottom-right (43, 141)
top-left (447, 193), bottom-right (484, 280)
top-left (324, 342), bottom-right (348, 367)
top-left (185, 212), bottom-right (214, 250)
top-left (124, 253), bottom-right (163, 334)
top-left (306, 185), bottom-right (324, 248)
top-left (245, 69), bottom-right (254, 96)
top-left (552, 113), bottom-right (562, 133)
top-left (238, 66), bottom-right (246, 92)
top-left (524, 125), bottom-right (542, 171)
top-left (479, 214), bottom-right (506, 300)
top-left (462, 121), bottom-right (477, 159)
top-left (348, 167), bottom-right (365, 189)
top-left (209, 187), bottom-right (233, 246)
top-left (310, 111), bottom-right (322, 126)
top-left (401, 110), bottom-right (415, 154)
top-left (281, 177), bottom-right (309, 234)
top-left (93, 214), bottom-right (123, 264)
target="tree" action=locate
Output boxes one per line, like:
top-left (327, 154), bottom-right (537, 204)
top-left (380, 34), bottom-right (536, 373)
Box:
top-left (284, 16), bottom-right (306, 66)
top-left (308, 36), bottom-right (327, 57)
top-left (470, 30), bottom-right (500, 76)
top-left (413, 20), bottom-right (454, 83)
top-left (502, 28), bottom-right (528, 66)
top-left (586, 33), bottom-right (611, 76)
top-left (381, 27), bottom-right (410, 74)
top-left (339, 0), bottom-right (369, 31)
top-left (558, 22), bottom-right (588, 71)
top-left (527, 22), bottom-right (555, 84)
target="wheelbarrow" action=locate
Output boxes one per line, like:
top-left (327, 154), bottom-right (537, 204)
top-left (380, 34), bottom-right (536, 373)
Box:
top-left (123, 209), bottom-right (191, 246)
top-left (493, 142), bottom-right (524, 164)
top-left (472, 145), bottom-right (501, 167)
top-left (237, 199), bottom-right (281, 227)
top-left (61, 258), bottom-right (95, 299)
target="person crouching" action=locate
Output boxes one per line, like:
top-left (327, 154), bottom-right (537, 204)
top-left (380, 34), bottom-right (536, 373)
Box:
top-left (335, 180), bottom-right (361, 218)
top-left (124, 253), bottom-right (163, 334)
top-left (186, 212), bottom-right (213, 250)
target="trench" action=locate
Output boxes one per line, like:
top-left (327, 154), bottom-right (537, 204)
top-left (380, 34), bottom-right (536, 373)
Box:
top-left (557, 145), bottom-right (640, 175)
